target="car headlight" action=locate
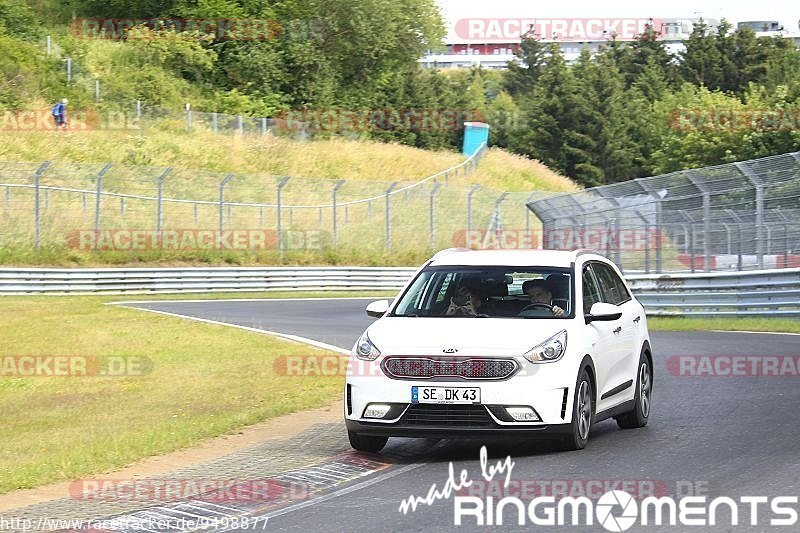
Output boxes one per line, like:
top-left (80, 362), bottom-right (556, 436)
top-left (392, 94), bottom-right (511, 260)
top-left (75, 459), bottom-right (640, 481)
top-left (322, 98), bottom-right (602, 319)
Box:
top-left (523, 330), bottom-right (567, 363)
top-left (354, 331), bottom-right (381, 361)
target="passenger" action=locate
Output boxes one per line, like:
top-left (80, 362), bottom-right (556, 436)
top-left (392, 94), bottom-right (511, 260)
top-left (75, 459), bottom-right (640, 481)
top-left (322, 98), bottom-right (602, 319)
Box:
top-left (446, 285), bottom-right (489, 316)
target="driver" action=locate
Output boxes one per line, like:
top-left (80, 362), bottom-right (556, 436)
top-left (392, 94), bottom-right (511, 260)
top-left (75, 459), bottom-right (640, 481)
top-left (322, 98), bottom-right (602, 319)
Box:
top-left (521, 279), bottom-right (566, 317)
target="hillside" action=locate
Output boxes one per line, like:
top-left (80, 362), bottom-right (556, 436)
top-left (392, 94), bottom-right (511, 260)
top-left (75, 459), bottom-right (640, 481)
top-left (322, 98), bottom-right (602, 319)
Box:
top-left (0, 129), bottom-right (577, 193)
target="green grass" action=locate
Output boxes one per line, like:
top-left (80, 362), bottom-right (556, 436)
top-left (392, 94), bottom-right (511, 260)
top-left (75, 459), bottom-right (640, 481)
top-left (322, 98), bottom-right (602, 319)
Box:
top-left (0, 293), bottom-right (352, 494)
top-left (647, 316), bottom-right (800, 333)
top-left (0, 131), bottom-right (576, 267)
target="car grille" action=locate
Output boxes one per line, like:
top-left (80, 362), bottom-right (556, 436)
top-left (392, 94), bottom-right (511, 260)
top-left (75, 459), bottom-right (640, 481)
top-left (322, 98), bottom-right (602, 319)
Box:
top-left (382, 357), bottom-right (518, 380)
top-left (402, 404), bottom-right (495, 427)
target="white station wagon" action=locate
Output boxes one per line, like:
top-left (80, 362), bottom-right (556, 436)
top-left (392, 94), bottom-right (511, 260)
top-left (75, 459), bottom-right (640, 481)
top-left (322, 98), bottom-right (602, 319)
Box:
top-left (344, 249), bottom-right (653, 452)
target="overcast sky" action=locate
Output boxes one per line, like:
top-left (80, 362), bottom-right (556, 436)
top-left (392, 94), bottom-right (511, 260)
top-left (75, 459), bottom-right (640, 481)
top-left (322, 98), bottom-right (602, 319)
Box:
top-left (437, 0), bottom-right (800, 33)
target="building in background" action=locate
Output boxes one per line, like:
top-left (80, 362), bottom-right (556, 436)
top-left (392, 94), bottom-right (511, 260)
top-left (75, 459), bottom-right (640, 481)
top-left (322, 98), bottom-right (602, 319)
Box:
top-left (420, 17), bottom-right (800, 69)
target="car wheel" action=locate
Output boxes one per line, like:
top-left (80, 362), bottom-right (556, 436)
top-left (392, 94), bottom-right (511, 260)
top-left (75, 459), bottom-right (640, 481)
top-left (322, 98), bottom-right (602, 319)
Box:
top-left (563, 368), bottom-right (593, 450)
top-left (616, 351), bottom-right (652, 429)
top-left (348, 430), bottom-right (388, 453)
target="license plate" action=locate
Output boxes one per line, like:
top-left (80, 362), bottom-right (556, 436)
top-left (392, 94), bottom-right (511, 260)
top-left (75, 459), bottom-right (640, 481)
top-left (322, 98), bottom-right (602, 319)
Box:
top-left (411, 386), bottom-right (480, 404)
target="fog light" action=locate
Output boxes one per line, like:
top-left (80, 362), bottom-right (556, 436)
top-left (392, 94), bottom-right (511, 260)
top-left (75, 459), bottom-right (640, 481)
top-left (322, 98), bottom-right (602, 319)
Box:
top-left (506, 406), bottom-right (540, 422)
top-left (363, 403), bottom-right (392, 419)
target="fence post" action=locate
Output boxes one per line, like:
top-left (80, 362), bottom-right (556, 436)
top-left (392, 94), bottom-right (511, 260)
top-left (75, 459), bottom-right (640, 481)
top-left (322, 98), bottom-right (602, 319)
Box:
top-left (524, 192), bottom-right (538, 235)
top-left (277, 177), bottom-right (290, 252)
top-left (65, 57), bottom-right (71, 83)
top-left (120, 197), bottom-right (125, 219)
top-left (261, 117), bottom-right (267, 136)
top-left (94, 80), bottom-right (100, 102)
top-left (237, 115), bottom-right (243, 135)
top-left (687, 173), bottom-right (712, 272)
top-left (219, 174), bottom-right (234, 238)
top-left (155, 167), bottom-right (173, 235)
top-left (136, 100), bottom-right (142, 121)
top-left (736, 162), bottom-right (764, 270)
top-left (186, 105), bottom-right (192, 132)
top-left (94, 164), bottom-right (113, 249)
top-left (33, 162), bottom-right (50, 250)
top-left (385, 182), bottom-right (398, 251)
top-left (466, 184), bottom-right (480, 236)
top-left (46, 35), bottom-right (51, 55)
top-left (332, 180), bottom-right (345, 247)
top-left (429, 183), bottom-right (443, 249)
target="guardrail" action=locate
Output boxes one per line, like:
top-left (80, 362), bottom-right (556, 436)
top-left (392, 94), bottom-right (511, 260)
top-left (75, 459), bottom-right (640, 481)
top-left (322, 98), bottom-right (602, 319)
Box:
top-left (627, 268), bottom-right (800, 317)
top-left (0, 267), bottom-right (418, 294)
top-left (2, 266), bottom-right (799, 317)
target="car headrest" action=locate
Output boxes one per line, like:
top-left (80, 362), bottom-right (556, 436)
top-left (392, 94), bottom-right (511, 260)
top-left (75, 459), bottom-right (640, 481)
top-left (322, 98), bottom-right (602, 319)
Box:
top-left (546, 273), bottom-right (570, 298)
top-left (482, 282), bottom-right (508, 297)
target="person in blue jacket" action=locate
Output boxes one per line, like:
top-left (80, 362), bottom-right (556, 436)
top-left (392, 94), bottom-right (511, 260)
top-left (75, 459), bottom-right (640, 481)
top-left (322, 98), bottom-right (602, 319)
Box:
top-left (51, 98), bottom-right (68, 129)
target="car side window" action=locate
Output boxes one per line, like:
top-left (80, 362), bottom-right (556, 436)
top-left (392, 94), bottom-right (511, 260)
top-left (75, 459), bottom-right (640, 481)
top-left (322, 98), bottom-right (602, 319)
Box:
top-left (582, 265), bottom-right (602, 314)
top-left (593, 262), bottom-right (631, 305)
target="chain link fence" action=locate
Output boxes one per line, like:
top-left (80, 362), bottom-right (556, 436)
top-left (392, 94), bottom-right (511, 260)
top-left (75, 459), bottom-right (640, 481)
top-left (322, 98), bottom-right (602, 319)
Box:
top-left (529, 151), bottom-right (800, 273)
top-left (0, 145), bottom-right (553, 257)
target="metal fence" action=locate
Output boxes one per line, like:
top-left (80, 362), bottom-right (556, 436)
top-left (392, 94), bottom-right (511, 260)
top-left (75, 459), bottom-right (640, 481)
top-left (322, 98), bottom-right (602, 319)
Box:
top-left (529, 151), bottom-right (800, 273)
top-left (2, 265), bottom-right (798, 318)
top-left (0, 145), bottom-right (551, 256)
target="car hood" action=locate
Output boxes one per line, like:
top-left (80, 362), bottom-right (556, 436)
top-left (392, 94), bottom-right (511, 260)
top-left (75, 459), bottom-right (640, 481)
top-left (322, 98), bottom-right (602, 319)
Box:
top-left (364, 317), bottom-right (570, 357)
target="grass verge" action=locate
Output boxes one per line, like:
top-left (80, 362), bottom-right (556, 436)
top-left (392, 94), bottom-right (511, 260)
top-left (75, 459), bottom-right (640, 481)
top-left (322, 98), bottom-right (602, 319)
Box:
top-left (0, 293), bottom-right (354, 494)
top-left (647, 316), bottom-right (800, 334)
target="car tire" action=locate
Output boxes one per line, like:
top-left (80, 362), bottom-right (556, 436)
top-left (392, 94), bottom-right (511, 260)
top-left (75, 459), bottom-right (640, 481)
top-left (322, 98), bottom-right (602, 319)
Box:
top-left (563, 368), bottom-right (593, 451)
top-left (616, 351), bottom-right (652, 429)
top-left (348, 430), bottom-right (388, 453)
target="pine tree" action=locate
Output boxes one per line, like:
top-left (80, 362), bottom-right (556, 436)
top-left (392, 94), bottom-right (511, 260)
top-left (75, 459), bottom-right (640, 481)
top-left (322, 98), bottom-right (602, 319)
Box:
top-left (680, 19), bottom-right (724, 88)
top-left (504, 30), bottom-right (548, 96)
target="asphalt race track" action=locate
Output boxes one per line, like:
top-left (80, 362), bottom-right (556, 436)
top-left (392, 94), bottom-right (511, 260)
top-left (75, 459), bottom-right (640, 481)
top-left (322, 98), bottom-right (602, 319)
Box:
top-left (114, 298), bottom-right (800, 532)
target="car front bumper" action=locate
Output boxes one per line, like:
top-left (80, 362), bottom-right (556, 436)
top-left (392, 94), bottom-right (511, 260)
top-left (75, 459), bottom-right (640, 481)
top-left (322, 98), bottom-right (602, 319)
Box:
top-left (345, 355), bottom-right (578, 437)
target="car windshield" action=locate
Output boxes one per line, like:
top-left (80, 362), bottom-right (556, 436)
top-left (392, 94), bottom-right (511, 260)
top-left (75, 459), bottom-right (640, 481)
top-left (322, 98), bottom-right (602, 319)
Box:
top-left (391, 266), bottom-right (573, 318)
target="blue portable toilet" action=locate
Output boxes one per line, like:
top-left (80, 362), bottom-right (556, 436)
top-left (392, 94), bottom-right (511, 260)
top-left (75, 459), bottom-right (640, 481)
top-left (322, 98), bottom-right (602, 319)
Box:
top-left (462, 122), bottom-right (489, 156)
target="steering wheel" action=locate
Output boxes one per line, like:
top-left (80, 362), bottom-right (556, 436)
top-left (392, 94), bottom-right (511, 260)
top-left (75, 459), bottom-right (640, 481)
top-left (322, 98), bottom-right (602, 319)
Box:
top-left (521, 302), bottom-right (553, 313)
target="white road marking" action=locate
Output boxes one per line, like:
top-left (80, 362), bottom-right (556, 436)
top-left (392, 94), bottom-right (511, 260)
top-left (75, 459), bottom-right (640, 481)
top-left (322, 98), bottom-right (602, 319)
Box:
top-left (109, 304), bottom-right (350, 354)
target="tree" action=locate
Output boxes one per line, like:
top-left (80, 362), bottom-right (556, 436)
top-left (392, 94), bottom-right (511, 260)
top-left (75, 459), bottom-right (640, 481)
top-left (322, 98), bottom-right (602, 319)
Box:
top-left (625, 20), bottom-right (676, 88)
top-left (504, 30), bottom-right (548, 96)
top-left (680, 19), bottom-right (724, 88)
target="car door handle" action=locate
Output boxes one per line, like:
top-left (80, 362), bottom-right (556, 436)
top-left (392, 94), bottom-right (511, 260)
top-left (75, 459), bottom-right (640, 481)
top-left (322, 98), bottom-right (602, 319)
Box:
top-left (613, 326), bottom-right (622, 334)
top-left (633, 316), bottom-right (641, 323)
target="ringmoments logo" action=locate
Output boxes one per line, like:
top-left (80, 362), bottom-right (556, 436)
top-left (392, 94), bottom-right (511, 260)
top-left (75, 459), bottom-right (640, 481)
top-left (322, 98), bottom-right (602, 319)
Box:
top-left (395, 446), bottom-right (799, 529)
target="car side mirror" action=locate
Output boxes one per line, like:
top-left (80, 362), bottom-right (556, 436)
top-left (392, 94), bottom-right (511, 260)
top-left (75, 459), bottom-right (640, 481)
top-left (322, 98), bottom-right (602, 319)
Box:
top-left (585, 302), bottom-right (622, 324)
top-left (365, 299), bottom-right (390, 318)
